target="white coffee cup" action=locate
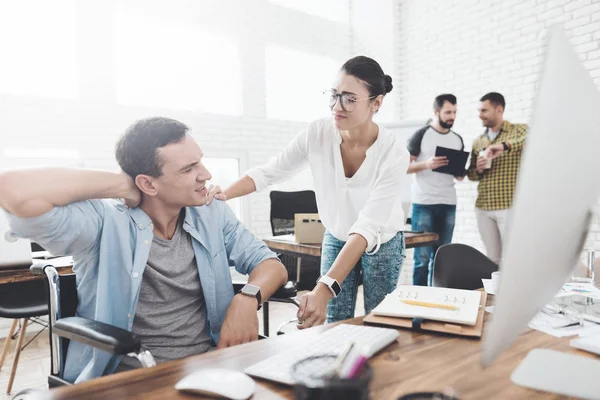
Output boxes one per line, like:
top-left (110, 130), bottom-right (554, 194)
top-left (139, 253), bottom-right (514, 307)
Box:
top-left (479, 150), bottom-right (492, 169)
top-left (491, 271), bottom-right (500, 293)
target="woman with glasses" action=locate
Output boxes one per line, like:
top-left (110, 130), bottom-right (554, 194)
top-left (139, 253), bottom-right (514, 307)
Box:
top-left (217, 56), bottom-right (410, 328)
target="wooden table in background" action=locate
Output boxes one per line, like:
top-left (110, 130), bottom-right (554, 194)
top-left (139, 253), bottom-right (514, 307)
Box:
top-left (264, 231), bottom-right (439, 282)
top-left (0, 258), bottom-right (73, 285)
top-left (263, 231), bottom-right (439, 261)
top-left (44, 292), bottom-right (598, 400)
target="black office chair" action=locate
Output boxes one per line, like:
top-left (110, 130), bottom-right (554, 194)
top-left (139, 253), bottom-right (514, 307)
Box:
top-left (16, 263), bottom-right (297, 394)
top-left (0, 279), bottom-right (48, 394)
top-left (269, 190), bottom-right (320, 289)
top-left (432, 243), bottom-right (498, 290)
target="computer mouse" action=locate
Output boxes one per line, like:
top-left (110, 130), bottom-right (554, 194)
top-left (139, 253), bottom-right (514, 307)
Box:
top-left (174, 368), bottom-right (256, 400)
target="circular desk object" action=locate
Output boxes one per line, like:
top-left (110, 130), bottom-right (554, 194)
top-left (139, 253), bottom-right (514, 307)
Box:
top-left (292, 355), bottom-right (372, 400)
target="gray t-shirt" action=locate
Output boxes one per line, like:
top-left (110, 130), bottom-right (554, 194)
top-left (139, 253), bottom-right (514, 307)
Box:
top-left (118, 218), bottom-right (212, 369)
top-left (407, 125), bottom-right (464, 205)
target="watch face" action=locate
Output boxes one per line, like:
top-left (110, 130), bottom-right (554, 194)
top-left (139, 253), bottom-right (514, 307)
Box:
top-left (332, 281), bottom-right (341, 295)
top-left (242, 285), bottom-right (260, 296)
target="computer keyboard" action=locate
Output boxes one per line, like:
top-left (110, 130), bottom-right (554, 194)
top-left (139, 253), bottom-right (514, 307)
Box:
top-left (245, 324), bottom-right (400, 385)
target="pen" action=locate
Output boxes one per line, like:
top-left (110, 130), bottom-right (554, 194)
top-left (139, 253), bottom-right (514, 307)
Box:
top-left (400, 299), bottom-right (457, 310)
top-left (571, 288), bottom-right (592, 293)
top-left (346, 355), bottom-right (368, 379)
top-left (333, 342), bottom-right (355, 377)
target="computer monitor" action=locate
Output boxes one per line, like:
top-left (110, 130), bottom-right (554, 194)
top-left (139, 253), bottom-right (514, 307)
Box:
top-left (0, 210), bottom-right (32, 269)
top-left (481, 26), bottom-right (600, 367)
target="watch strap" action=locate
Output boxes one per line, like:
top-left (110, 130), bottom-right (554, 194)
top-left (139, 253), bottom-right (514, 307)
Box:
top-left (317, 275), bottom-right (341, 297)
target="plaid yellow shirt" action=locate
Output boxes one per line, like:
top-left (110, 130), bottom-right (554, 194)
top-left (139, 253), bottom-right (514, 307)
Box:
top-left (467, 121), bottom-right (528, 210)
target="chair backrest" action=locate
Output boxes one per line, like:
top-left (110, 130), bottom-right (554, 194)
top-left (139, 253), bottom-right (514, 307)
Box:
top-left (432, 243), bottom-right (498, 290)
top-left (269, 190), bottom-right (318, 236)
top-left (0, 278), bottom-right (47, 318)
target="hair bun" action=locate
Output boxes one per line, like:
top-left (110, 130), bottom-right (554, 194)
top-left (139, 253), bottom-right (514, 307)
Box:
top-left (384, 75), bottom-right (393, 94)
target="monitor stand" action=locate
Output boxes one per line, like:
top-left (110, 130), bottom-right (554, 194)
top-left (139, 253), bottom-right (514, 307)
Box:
top-left (511, 349), bottom-right (600, 398)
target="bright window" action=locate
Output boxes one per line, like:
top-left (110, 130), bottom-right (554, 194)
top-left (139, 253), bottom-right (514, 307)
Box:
top-left (269, 0), bottom-right (349, 23)
top-left (114, 5), bottom-right (242, 115)
top-left (0, 0), bottom-right (77, 98)
top-left (0, 148), bottom-right (82, 170)
top-left (265, 47), bottom-right (338, 121)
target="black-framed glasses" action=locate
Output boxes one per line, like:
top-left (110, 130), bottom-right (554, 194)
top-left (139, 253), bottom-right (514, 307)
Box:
top-left (323, 89), bottom-right (375, 112)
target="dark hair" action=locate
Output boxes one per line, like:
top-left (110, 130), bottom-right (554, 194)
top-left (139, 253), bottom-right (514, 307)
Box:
top-left (115, 117), bottom-right (189, 178)
top-left (340, 56), bottom-right (393, 97)
top-left (433, 94), bottom-right (457, 111)
top-left (480, 92), bottom-right (506, 110)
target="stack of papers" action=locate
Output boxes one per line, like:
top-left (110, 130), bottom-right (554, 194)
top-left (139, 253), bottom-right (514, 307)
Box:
top-left (556, 283), bottom-right (600, 300)
top-left (528, 312), bottom-right (600, 338)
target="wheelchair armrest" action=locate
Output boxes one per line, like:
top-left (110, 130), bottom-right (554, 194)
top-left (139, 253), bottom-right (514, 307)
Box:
top-left (30, 262), bottom-right (53, 276)
top-left (53, 316), bottom-right (141, 355)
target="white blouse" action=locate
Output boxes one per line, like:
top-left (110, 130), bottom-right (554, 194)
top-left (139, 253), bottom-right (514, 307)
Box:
top-left (245, 117), bottom-right (410, 253)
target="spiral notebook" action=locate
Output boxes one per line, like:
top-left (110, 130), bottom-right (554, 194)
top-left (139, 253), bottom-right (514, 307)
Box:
top-left (371, 286), bottom-right (482, 326)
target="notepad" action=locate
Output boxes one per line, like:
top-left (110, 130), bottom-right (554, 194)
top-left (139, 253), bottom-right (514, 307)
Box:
top-left (372, 285), bottom-right (482, 326)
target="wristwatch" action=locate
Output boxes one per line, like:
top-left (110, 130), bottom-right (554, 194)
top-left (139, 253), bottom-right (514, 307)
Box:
top-left (317, 275), bottom-right (341, 297)
top-left (502, 142), bottom-right (510, 152)
top-left (239, 284), bottom-right (262, 310)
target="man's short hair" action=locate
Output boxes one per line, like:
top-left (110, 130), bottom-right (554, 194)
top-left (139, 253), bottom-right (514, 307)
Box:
top-left (115, 117), bottom-right (189, 178)
top-left (480, 92), bottom-right (506, 110)
top-left (433, 94), bottom-right (457, 111)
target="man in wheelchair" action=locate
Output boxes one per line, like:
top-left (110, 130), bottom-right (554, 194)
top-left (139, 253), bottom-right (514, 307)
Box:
top-left (0, 117), bottom-right (288, 384)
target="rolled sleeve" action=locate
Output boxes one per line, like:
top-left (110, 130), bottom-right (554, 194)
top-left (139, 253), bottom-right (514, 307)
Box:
top-left (349, 221), bottom-right (378, 251)
top-left (243, 127), bottom-right (311, 192)
top-left (506, 124), bottom-right (528, 153)
top-left (348, 146), bottom-right (410, 251)
top-left (219, 201), bottom-right (278, 275)
top-left (5, 200), bottom-right (105, 256)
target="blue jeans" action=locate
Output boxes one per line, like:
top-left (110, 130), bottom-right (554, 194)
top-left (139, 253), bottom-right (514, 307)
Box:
top-left (411, 204), bottom-right (456, 286)
top-left (320, 231), bottom-right (405, 323)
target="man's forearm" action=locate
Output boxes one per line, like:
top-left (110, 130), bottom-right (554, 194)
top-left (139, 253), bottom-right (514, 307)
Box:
top-left (224, 175), bottom-right (257, 200)
top-left (246, 258), bottom-right (288, 302)
top-left (0, 168), bottom-right (133, 218)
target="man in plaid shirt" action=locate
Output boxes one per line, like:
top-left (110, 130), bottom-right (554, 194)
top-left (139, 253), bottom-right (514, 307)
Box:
top-left (467, 92), bottom-right (528, 264)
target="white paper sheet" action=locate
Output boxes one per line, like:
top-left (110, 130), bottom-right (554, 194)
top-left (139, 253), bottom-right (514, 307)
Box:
top-left (481, 279), bottom-right (496, 295)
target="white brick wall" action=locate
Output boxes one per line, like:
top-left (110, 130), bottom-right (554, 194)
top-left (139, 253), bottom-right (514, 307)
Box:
top-left (394, 0), bottom-right (600, 252)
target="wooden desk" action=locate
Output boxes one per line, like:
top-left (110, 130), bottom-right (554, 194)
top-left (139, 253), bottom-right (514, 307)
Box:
top-left (0, 258), bottom-right (73, 285)
top-left (263, 231), bottom-right (439, 261)
top-left (45, 297), bottom-right (597, 400)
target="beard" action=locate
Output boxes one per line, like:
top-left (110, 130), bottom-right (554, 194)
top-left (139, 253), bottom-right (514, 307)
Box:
top-left (439, 118), bottom-right (454, 129)
top-left (481, 118), bottom-right (494, 127)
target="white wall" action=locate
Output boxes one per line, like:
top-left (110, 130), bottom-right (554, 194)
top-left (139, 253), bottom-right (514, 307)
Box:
top-left (0, 0), bottom-right (354, 239)
top-left (394, 0), bottom-right (600, 251)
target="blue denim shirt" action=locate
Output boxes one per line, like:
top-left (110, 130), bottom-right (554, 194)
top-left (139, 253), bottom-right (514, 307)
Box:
top-left (6, 199), bottom-right (277, 383)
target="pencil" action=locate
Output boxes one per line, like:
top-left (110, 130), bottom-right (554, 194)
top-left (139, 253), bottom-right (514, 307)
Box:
top-left (400, 299), bottom-right (457, 310)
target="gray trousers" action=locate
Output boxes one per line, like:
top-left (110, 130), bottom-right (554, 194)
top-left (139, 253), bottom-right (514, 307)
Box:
top-left (475, 208), bottom-right (510, 265)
